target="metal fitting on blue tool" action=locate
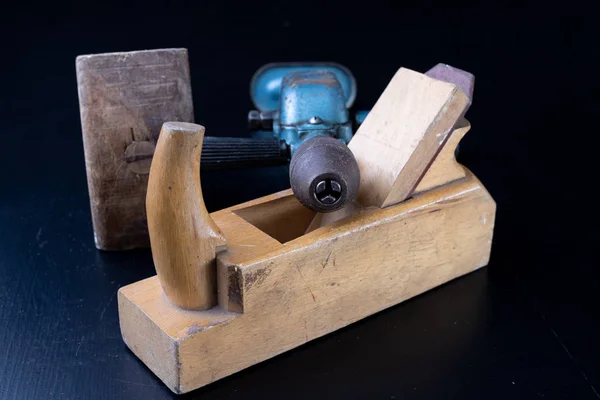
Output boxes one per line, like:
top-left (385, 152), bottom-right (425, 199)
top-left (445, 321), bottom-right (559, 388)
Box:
top-left (277, 70), bottom-right (353, 153)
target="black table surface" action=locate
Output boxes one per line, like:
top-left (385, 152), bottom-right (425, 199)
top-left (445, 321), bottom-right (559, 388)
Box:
top-left (1, 4), bottom-right (598, 399)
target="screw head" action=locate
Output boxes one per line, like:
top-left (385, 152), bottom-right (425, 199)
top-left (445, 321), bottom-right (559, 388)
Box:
top-left (309, 116), bottom-right (322, 124)
top-left (314, 179), bottom-right (342, 205)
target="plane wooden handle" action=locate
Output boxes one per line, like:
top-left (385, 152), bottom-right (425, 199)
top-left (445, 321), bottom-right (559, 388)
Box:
top-left (147, 122), bottom-right (226, 310)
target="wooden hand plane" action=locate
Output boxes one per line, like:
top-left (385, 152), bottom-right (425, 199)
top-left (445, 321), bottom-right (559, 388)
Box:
top-left (117, 66), bottom-right (495, 394)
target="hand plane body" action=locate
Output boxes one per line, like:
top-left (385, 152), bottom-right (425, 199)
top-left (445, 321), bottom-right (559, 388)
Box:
top-left (118, 65), bottom-right (495, 394)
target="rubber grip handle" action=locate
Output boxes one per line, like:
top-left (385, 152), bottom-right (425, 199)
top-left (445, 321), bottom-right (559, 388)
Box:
top-left (201, 137), bottom-right (289, 170)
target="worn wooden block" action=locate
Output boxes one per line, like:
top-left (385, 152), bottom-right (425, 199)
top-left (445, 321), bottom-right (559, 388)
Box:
top-left (76, 48), bottom-right (194, 250)
top-left (348, 67), bottom-right (469, 208)
top-left (118, 170), bottom-right (495, 393)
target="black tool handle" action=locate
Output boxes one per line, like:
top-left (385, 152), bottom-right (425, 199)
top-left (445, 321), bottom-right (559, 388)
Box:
top-left (200, 137), bottom-right (289, 170)
top-left (289, 137), bottom-right (360, 213)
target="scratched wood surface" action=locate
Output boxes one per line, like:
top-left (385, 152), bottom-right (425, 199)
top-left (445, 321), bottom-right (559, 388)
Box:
top-left (414, 118), bottom-right (470, 194)
top-left (76, 48), bottom-right (194, 250)
top-left (118, 170), bottom-right (496, 393)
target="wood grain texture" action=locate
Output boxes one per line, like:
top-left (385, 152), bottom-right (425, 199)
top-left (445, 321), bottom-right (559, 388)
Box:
top-left (414, 118), bottom-right (470, 194)
top-left (146, 122), bottom-right (226, 310)
top-left (76, 48), bottom-right (194, 250)
top-left (119, 170), bottom-right (496, 393)
top-left (304, 200), bottom-right (364, 234)
top-left (233, 195), bottom-right (316, 243)
top-left (348, 67), bottom-right (469, 208)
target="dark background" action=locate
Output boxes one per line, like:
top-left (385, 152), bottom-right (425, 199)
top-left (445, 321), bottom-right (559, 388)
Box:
top-left (0, 2), bottom-right (598, 399)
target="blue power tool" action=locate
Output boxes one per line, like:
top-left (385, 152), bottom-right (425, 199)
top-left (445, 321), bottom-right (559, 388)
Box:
top-left (248, 63), bottom-right (356, 150)
top-left (201, 63), bottom-right (362, 212)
